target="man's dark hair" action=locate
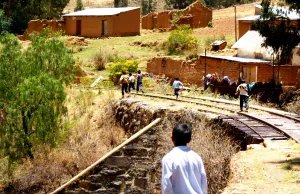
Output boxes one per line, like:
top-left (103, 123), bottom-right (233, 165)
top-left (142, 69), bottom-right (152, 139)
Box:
top-left (175, 77), bottom-right (179, 81)
top-left (129, 73), bottom-right (132, 76)
top-left (122, 71), bottom-right (126, 75)
top-left (172, 124), bottom-right (191, 146)
top-left (138, 70), bottom-right (141, 74)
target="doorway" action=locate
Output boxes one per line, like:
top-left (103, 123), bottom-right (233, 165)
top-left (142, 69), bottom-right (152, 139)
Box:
top-left (242, 66), bottom-right (257, 83)
top-left (76, 20), bottom-right (81, 36)
top-left (102, 20), bottom-right (107, 37)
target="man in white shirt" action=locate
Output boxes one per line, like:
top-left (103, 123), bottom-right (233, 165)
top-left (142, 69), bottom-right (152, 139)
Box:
top-left (172, 78), bottom-right (183, 100)
top-left (235, 79), bottom-right (249, 112)
top-left (161, 124), bottom-right (207, 194)
top-left (128, 73), bottom-right (135, 92)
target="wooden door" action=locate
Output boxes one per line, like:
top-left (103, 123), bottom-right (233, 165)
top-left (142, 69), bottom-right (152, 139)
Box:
top-left (102, 20), bottom-right (107, 36)
top-left (76, 20), bottom-right (81, 36)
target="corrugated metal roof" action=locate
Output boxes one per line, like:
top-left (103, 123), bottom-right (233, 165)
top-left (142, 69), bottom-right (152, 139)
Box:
top-left (238, 15), bottom-right (260, 21)
top-left (241, 4), bottom-right (300, 21)
top-left (198, 54), bottom-right (271, 63)
top-left (63, 7), bottom-right (139, 17)
top-left (231, 30), bottom-right (265, 49)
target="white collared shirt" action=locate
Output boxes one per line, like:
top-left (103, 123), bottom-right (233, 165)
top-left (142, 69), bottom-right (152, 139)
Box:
top-left (161, 146), bottom-right (207, 194)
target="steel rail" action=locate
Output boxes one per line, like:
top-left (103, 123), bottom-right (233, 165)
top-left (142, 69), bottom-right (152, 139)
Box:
top-left (140, 92), bottom-right (300, 123)
top-left (134, 92), bottom-right (298, 143)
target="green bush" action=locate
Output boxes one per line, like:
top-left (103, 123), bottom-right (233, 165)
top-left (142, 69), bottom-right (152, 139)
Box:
top-left (107, 58), bottom-right (138, 84)
top-left (208, 20), bottom-right (213, 28)
top-left (167, 24), bottom-right (199, 55)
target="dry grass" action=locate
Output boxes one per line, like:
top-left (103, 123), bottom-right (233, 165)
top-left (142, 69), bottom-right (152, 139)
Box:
top-left (143, 75), bottom-right (174, 94)
top-left (3, 88), bottom-right (126, 193)
top-left (155, 112), bottom-right (240, 194)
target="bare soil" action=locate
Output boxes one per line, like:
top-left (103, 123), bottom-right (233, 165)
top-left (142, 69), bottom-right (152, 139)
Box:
top-left (222, 140), bottom-right (300, 194)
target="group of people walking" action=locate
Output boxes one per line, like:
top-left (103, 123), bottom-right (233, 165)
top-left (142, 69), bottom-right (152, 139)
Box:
top-left (119, 70), bottom-right (144, 97)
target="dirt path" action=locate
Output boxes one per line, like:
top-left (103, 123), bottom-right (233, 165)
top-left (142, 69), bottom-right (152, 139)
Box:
top-left (222, 140), bottom-right (300, 194)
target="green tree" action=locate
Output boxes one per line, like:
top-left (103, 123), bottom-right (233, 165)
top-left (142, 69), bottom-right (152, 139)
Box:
top-left (0, 30), bottom-right (75, 174)
top-left (0, 0), bottom-right (70, 34)
top-left (0, 9), bottom-right (11, 34)
top-left (252, 0), bottom-right (300, 64)
top-left (165, 0), bottom-right (195, 10)
top-left (167, 24), bottom-right (199, 55)
top-left (141, 0), bottom-right (157, 15)
top-left (74, 0), bottom-right (84, 11)
top-left (114, 0), bottom-right (128, 7)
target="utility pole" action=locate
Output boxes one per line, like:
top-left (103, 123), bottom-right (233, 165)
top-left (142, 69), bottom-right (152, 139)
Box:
top-left (234, 4), bottom-right (237, 42)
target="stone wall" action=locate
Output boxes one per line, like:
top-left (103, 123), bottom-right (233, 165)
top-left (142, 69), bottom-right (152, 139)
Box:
top-left (61, 99), bottom-right (170, 194)
top-left (146, 56), bottom-right (300, 87)
top-left (141, 0), bottom-right (212, 30)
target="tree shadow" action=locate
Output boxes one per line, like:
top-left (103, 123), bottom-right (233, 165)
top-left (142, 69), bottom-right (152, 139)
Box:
top-left (268, 157), bottom-right (300, 171)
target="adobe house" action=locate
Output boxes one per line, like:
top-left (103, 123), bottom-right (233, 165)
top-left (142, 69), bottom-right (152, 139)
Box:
top-left (63, 7), bottom-right (140, 37)
top-left (19, 7), bottom-right (140, 39)
top-left (141, 0), bottom-right (212, 30)
top-left (238, 5), bottom-right (299, 38)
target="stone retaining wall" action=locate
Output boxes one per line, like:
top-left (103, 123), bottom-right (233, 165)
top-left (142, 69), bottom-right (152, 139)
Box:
top-left (62, 99), bottom-right (169, 194)
top-left (59, 98), bottom-right (257, 193)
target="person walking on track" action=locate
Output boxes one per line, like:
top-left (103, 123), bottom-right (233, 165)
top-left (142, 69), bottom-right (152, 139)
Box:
top-left (235, 79), bottom-right (249, 112)
top-left (136, 70), bottom-right (144, 93)
top-left (119, 71), bottom-right (130, 98)
top-left (128, 73), bottom-right (135, 92)
top-left (172, 77), bottom-right (183, 100)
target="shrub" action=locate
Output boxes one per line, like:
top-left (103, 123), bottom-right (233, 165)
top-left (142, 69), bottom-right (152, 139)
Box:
top-left (167, 24), bottom-right (199, 55)
top-left (107, 58), bottom-right (138, 84)
top-left (92, 48), bottom-right (119, 71)
top-left (93, 49), bottom-right (107, 71)
top-left (208, 20), bottom-right (213, 28)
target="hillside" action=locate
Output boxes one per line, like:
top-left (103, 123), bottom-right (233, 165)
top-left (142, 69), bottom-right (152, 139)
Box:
top-left (64, 0), bottom-right (166, 13)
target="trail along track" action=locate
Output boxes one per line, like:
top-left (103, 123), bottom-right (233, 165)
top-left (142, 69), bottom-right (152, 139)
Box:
top-left (134, 92), bottom-right (300, 144)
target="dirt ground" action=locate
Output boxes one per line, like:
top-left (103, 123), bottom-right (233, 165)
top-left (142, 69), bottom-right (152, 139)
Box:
top-left (221, 140), bottom-right (300, 194)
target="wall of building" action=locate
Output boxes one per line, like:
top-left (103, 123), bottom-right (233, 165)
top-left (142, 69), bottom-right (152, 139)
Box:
top-left (18, 20), bottom-right (65, 40)
top-left (157, 11), bottom-right (172, 29)
top-left (141, 0), bottom-right (212, 30)
top-left (147, 56), bottom-right (300, 87)
top-left (141, 12), bottom-right (156, 29)
top-left (64, 16), bottom-right (112, 37)
top-left (182, 0), bottom-right (212, 28)
top-left (238, 20), bottom-right (251, 38)
top-left (112, 8), bottom-right (141, 37)
top-left (63, 8), bottom-right (140, 38)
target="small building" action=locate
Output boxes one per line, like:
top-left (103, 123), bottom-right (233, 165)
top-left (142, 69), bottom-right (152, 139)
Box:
top-left (232, 30), bottom-right (300, 66)
top-left (211, 40), bottom-right (227, 51)
top-left (63, 7), bottom-right (140, 38)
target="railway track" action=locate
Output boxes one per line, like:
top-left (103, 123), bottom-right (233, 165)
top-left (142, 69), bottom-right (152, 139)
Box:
top-left (134, 92), bottom-right (300, 144)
